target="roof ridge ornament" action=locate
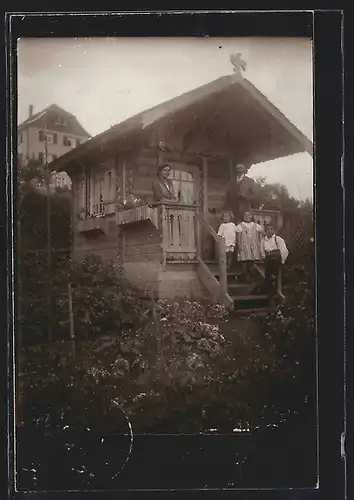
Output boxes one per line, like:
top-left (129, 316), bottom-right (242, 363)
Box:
top-left (229, 53), bottom-right (247, 75)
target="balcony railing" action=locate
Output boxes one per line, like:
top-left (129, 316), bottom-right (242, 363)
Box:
top-left (116, 202), bottom-right (199, 261)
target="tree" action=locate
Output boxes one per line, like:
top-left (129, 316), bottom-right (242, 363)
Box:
top-left (17, 158), bottom-right (71, 250)
top-left (251, 178), bottom-right (313, 261)
top-left (252, 180), bottom-right (300, 213)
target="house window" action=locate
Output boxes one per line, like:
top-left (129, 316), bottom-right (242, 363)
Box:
top-left (76, 139), bottom-right (81, 148)
top-left (170, 168), bottom-right (197, 205)
top-left (102, 169), bottom-right (116, 213)
top-left (90, 171), bottom-right (105, 215)
top-left (38, 131), bottom-right (53, 143)
top-left (78, 168), bottom-right (115, 218)
top-left (63, 136), bottom-right (74, 147)
top-left (38, 152), bottom-right (44, 164)
top-left (53, 133), bottom-right (58, 144)
top-left (76, 177), bottom-right (86, 216)
top-left (55, 115), bottom-right (66, 126)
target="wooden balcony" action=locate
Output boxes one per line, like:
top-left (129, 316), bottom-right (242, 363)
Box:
top-left (118, 202), bottom-right (199, 261)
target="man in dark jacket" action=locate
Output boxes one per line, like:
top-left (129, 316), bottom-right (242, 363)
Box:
top-left (224, 164), bottom-right (258, 223)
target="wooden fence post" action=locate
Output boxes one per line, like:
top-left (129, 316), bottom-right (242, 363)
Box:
top-left (68, 282), bottom-right (76, 358)
top-left (218, 236), bottom-right (228, 297)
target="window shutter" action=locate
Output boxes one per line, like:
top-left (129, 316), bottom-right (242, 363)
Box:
top-left (110, 168), bottom-right (116, 202)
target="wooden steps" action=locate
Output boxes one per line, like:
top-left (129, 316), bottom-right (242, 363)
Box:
top-left (233, 294), bottom-right (269, 301)
top-left (234, 307), bottom-right (276, 317)
top-left (203, 260), bottom-right (271, 313)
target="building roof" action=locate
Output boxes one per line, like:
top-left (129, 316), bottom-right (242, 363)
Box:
top-left (18, 104), bottom-right (91, 138)
top-left (50, 72), bottom-right (313, 173)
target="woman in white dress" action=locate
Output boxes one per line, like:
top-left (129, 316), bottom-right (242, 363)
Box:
top-left (217, 210), bottom-right (237, 271)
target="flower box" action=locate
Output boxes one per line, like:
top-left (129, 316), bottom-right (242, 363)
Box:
top-left (77, 216), bottom-right (108, 235)
top-left (116, 205), bottom-right (159, 229)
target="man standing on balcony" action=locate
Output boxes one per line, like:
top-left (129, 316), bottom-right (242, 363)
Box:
top-left (224, 164), bottom-right (258, 223)
top-left (152, 164), bottom-right (179, 202)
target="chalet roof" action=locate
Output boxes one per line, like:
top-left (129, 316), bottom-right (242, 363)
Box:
top-left (18, 104), bottom-right (91, 138)
top-left (50, 73), bottom-right (313, 173)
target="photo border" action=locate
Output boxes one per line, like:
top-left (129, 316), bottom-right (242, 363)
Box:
top-left (4, 8), bottom-right (345, 499)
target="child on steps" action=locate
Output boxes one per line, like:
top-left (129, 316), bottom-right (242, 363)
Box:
top-left (235, 211), bottom-right (264, 281)
top-left (261, 222), bottom-right (289, 303)
top-left (217, 210), bottom-right (237, 271)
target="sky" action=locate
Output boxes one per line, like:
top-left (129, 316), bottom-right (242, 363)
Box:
top-left (17, 37), bottom-right (313, 200)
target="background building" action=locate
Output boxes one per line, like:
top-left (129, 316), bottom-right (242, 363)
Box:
top-left (18, 104), bottom-right (91, 190)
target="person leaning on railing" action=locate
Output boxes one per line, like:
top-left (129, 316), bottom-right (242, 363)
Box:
top-left (152, 164), bottom-right (179, 203)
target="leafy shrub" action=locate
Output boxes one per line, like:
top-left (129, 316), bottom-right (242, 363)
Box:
top-left (19, 255), bottom-right (147, 345)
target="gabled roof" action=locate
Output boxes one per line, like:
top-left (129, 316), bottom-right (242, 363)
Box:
top-left (50, 73), bottom-right (313, 173)
top-left (18, 104), bottom-right (91, 138)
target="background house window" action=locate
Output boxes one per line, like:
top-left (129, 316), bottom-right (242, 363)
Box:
top-left (38, 131), bottom-right (53, 143)
top-left (76, 139), bottom-right (81, 147)
top-left (38, 152), bottom-right (44, 164)
top-left (55, 115), bottom-right (66, 126)
top-left (170, 168), bottom-right (197, 204)
top-left (53, 133), bottom-right (58, 144)
top-left (63, 136), bottom-right (74, 147)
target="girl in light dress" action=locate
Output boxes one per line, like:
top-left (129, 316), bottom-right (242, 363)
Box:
top-left (235, 211), bottom-right (264, 281)
top-left (217, 210), bottom-right (237, 271)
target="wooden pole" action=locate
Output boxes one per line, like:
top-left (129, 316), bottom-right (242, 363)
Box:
top-left (277, 268), bottom-right (285, 300)
top-left (149, 289), bottom-right (160, 339)
top-left (68, 282), bottom-right (76, 358)
top-left (202, 156), bottom-right (208, 216)
top-left (44, 118), bottom-right (52, 342)
top-left (218, 237), bottom-right (228, 297)
top-left (122, 159), bottom-right (126, 200)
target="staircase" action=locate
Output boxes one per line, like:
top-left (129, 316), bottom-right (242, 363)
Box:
top-left (205, 261), bottom-right (272, 315)
top-left (196, 215), bottom-right (275, 315)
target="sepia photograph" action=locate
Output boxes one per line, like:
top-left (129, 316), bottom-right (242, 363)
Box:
top-left (15, 34), bottom-right (316, 490)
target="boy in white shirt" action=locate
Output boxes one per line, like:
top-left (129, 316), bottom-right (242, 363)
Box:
top-left (261, 223), bottom-right (289, 301)
top-left (217, 211), bottom-right (237, 271)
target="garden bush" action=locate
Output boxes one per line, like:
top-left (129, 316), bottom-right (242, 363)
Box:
top-left (19, 254), bottom-right (147, 345)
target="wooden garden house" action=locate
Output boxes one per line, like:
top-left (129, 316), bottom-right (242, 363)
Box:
top-left (51, 71), bottom-right (312, 310)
